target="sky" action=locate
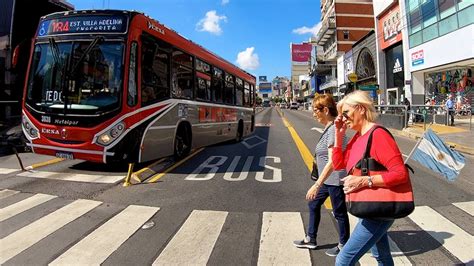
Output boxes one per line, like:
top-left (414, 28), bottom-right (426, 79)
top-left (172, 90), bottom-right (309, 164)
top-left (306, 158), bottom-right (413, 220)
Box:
top-left (68, 0), bottom-right (322, 81)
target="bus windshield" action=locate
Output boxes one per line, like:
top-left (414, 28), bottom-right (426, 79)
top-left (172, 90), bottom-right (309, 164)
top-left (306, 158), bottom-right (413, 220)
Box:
top-left (26, 40), bottom-right (124, 115)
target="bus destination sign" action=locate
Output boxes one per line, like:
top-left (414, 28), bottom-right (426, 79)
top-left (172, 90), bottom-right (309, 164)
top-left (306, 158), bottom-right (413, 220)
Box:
top-left (37, 15), bottom-right (127, 36)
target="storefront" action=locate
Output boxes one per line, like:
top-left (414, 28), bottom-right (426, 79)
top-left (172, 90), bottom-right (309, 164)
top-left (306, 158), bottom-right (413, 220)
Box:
top-left (376, 1), bottom-right (409, 105)
top-left (352, 31), bottom-right (378, 100)
top-left (406, 1), bottom-right (473, 105)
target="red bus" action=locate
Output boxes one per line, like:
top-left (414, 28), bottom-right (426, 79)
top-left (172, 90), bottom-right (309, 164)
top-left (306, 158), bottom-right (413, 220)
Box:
top-left (22, 10), bottom-right (256, 164)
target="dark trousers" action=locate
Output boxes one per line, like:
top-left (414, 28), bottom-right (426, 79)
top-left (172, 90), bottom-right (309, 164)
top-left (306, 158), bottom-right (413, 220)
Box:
top-left (448, 110), bottom-right (454, 126)
top-left (307, 184), bottom-right (350, 245)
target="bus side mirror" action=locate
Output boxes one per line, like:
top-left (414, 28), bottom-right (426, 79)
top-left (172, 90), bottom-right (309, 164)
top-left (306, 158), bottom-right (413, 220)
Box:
top-left (12, 44), bottom-right (21, 69)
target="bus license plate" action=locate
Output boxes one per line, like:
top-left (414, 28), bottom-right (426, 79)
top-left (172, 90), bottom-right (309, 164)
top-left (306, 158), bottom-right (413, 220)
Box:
top-left (56, 152), bottom-right (74, 160)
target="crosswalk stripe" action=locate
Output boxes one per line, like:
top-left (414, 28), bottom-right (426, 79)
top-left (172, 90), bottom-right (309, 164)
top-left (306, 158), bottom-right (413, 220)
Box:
top-left (347, 214), bottom-right (412, 265)
top-left (258, 212), bottom-right (311, 265)
top-left (0, 168), bottom-right (19, 175)
top-left (0, 189), bottom-right (20, 200)
top-left (408, 206), bottom-right (474, 263)
top-left (153, 210), bottom-right (227, 265)
top-left (50, 205), bottom-right (159, 266)
top-left (452, 201), bottom-right (474, 216)
top-left (0, 193), bottom-right (57, 222)
top-left (0, 199), bottom-right (101, 264)
top-left (17, 171), bottom-right (124, 184)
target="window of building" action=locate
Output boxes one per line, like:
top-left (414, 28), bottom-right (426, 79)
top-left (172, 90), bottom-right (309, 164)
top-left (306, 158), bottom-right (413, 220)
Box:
top-left (171, 49), bottom-right (193, 99)
top-left (458, 4), bottom-right (474, 27)
top-left (439, 0), bottom-right (457, 19)
top-left (438, 13), bottom-right (458, 35)
top-left (457, 0), bottom-right (472, 10)
top-left (343, 31), bottom-right (349, 40)
top-left (421, 0), bottom-right (438, 27)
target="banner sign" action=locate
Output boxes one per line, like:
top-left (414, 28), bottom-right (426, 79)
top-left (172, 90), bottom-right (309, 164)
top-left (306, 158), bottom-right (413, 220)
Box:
top-left (378, 3), bottom-right (402, 50)
top-left (37, 15), bottom-right (128, 36)
top-left (291, 43), bottom-right (312, 65)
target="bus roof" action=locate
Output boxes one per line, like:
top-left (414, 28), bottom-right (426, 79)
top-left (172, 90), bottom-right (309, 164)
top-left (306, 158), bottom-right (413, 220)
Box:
top-left (39, 9), bottom-right (256, 84)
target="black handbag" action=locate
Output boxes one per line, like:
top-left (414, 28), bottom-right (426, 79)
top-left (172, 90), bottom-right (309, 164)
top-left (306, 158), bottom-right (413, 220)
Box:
top-left (346, 126), bottom-right (415, 220)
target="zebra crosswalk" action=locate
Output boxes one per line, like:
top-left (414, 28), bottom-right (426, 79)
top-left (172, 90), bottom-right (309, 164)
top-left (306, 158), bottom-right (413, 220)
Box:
top-left (0, 189), bottom-right (473, 265)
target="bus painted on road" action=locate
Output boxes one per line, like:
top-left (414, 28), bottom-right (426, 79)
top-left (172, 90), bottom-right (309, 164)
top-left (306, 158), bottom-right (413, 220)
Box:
top-left (22, 10), bottom-right (256, 164)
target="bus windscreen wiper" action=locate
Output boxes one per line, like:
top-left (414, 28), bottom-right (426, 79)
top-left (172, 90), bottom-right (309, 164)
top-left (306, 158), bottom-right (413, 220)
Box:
top-left (70, 36), bottom-right (104, 74)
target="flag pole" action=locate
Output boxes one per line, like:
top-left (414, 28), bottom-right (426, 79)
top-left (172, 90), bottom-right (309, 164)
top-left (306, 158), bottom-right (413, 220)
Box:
top-left (404, 132), bottom-right (425, 164)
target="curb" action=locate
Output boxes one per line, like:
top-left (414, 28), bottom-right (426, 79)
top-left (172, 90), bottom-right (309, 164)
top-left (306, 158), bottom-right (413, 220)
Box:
top-left (389, 128), bottom-right (474, 156)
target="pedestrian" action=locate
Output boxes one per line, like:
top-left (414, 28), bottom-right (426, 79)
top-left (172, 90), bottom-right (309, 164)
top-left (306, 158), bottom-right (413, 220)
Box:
top-left (403, 97), bottom-right (411, 126)
top-left (445, 94), bottom-right (455, 126)
top-left (333, 90), bottom-right (410, 265)
top-left (293, 94), bottom-right (350, 257)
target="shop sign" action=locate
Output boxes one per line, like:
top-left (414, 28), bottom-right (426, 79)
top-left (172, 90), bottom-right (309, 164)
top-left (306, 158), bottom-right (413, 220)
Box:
top-left (348, 73), bottom-right (358, 82)
top-left (378, 2), bottom-right (402, 50)
top-left (393, 58), bottom-right (403, 73)
top-left (411, 50), bottom-right (424, 66)
top-left (359, 84), bottom-right (379, 91)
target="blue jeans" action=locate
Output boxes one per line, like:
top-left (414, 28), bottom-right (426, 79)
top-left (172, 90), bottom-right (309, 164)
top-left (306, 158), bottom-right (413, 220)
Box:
top-left (336, 218), bottom-right (395, 266)
top-left (307, 184), bottom-right (349, 245)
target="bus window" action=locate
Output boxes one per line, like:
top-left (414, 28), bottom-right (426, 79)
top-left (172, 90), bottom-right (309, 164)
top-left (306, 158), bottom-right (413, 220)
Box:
top-left (235, 77), bottom-right (243, 106)
top-left (196, 76), bottom-right (211, 101)
top-left (128, 42), bottom-right (138, 107)
top-left (244, 82), bottom-right (250, 107)
top-left (172, 49), bottom-right (193, 99)
top-left (212, 67), bottom-right (223, 103)
top-left (224, 73), bottom-right (234, 104)
top-left (141, 37), bottom-right (170, 106)
top-left (196, 58), bottom-right (211, 76)
top-left (250, 84), bottom-right (255, 105)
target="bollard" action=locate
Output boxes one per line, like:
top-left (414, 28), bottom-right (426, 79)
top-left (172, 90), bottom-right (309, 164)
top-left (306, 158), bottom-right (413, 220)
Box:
top-left (123, 163), bottom-right (134, 187)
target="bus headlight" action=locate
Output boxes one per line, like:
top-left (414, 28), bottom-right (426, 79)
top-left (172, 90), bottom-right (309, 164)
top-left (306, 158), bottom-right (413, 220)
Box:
top-left (96, 122), bottom-right (125, 146)
top-left (22, 114), bottom-right (39, 140)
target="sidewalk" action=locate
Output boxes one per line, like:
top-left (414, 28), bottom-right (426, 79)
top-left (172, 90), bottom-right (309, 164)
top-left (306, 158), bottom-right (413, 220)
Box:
top-left (390, 116), bottom-right (474, 155)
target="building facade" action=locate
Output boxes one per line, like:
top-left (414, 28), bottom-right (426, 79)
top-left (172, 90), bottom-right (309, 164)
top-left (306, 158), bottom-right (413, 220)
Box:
top-left (404, 0), bottom-right (473, 106)
top-left (315, 0), bottom-right (376, 97)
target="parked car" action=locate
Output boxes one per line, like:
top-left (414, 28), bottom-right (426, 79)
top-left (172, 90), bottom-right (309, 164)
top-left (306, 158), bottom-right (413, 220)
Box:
top-left (290, 102), bottom-right (299, 110)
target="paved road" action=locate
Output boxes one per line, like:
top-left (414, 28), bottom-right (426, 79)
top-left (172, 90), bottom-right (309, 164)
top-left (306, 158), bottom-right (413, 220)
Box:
top-left (0, 107), bottom-right (473, 265)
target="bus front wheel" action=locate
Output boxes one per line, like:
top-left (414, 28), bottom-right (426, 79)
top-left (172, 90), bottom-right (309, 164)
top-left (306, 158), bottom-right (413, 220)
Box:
top-left (174, 123), bottom-right (191, 160)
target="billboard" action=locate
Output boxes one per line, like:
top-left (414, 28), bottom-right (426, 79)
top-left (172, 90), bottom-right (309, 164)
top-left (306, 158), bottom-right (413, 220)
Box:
top-left (378, 2), bottom-right (402, 50)
top-left (259, 76), bottom-right (267, 82)
top-left (259, 82), bottom-right (272, 94)
top-left (291, 43), bottom-right (312, 65)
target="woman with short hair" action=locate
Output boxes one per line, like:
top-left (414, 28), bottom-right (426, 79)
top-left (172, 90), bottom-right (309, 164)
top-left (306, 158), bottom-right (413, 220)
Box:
top-left (333, 90), bottom-right (409, 265)
top-left (293, 94), bottom-right (350, 257)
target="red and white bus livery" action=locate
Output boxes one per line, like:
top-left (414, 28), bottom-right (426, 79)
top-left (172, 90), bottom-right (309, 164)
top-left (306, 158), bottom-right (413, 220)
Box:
top-left (22, 10), bottom-right (256, 164)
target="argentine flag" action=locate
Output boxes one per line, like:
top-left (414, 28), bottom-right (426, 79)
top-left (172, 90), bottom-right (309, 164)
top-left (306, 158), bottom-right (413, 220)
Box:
top-left (411, 129), bottom-right (465, 181)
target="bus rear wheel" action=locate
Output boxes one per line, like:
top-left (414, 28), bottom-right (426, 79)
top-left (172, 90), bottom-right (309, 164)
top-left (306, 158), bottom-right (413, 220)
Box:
top-left (174, 124), bottom-right (191, 160)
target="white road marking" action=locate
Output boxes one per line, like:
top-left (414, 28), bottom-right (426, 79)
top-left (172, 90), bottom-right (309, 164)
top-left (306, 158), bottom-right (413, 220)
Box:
top-left (50, 205), bottom-right (159, 266)
top-left (153, 210), bottom-right (227, 265)
top-left (0, 168), bottom-right (20, 175)
top-left (409, 205), bottom-right (474, 264)
top-left (0, 189), bottom-right (20, 200)
top-left (0, 199), bottom-right (101, 264)
top-left (17, 170), bottom-right (124, 184)
top-left (258, 212), bottom-right (311, 265)
top-left (0, 193), bottom-right (57, 222)
top-left (453, 201), bottom-right (474, 216)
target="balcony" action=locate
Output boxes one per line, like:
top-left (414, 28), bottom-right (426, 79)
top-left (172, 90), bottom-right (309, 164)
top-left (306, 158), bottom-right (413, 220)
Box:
top-left (319, 78), bottom-right (338, 91)
top-left (316, 16), bottom-right (336, 46)
top-left (323, 41), bottom-right (337, 61)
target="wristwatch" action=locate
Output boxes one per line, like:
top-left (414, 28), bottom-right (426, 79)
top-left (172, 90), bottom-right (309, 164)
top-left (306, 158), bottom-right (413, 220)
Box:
top-left (367, 176), bottom-right (373, 188)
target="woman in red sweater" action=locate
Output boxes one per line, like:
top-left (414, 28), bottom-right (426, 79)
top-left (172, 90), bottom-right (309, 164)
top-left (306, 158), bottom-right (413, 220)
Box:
top-left (333, 90), bottom-right (409, 266)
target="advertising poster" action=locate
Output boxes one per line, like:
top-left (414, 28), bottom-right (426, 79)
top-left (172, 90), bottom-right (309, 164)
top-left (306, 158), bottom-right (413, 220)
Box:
top-left (291, 43), bottom-right (312, 65)
top-left (378, 3), bottom-right (402, 50)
